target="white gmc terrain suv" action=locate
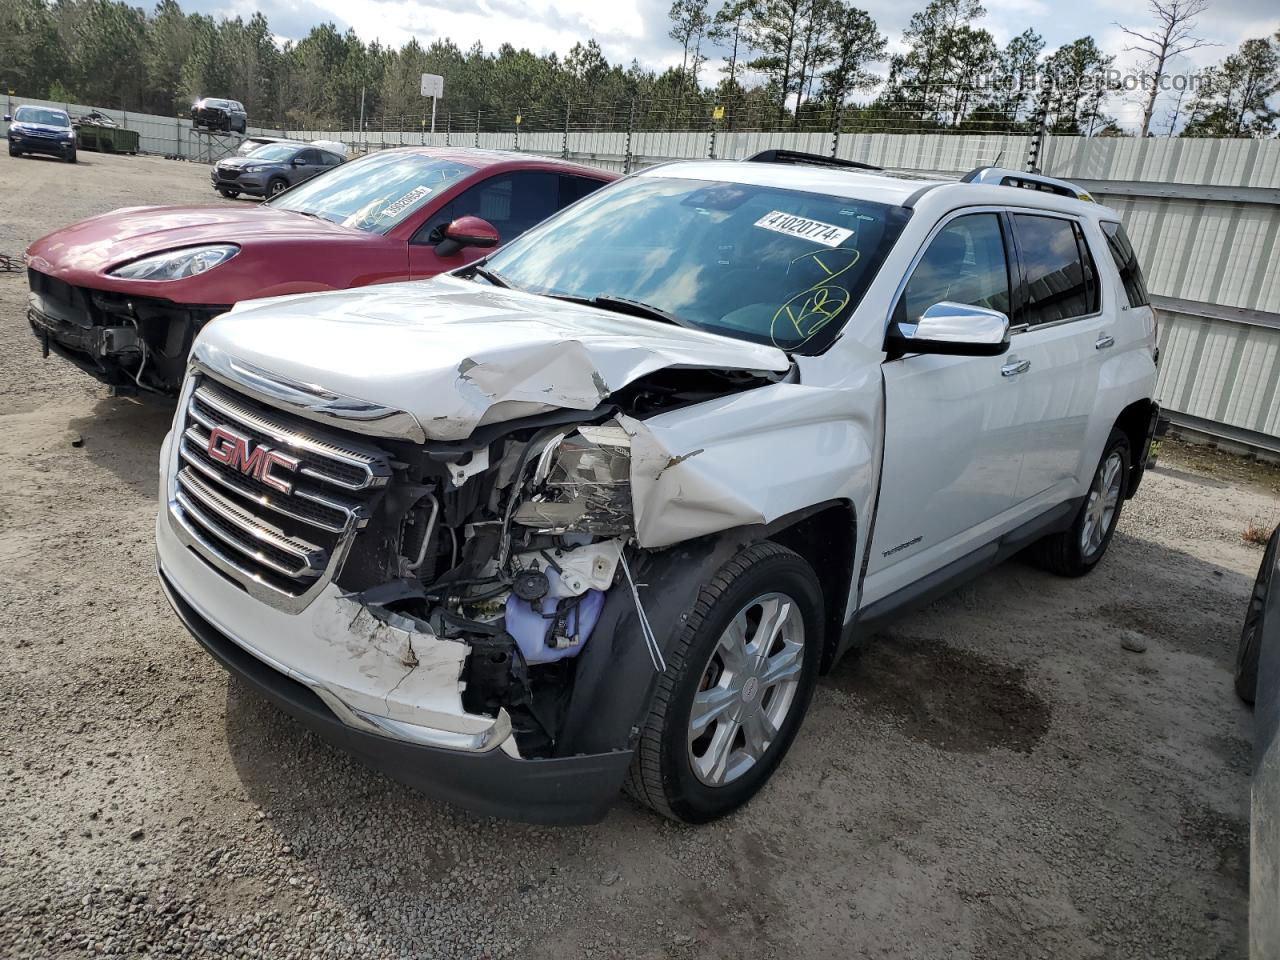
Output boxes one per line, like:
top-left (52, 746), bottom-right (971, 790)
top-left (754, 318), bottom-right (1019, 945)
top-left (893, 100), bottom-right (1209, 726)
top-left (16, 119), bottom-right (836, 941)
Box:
top-left (155, 154), bottom-right (1161, 824)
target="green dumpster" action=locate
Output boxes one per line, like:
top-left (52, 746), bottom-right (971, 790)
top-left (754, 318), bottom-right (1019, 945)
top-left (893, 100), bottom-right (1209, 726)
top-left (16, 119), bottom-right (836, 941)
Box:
top-left (74, 123), bottom-right (140, 154)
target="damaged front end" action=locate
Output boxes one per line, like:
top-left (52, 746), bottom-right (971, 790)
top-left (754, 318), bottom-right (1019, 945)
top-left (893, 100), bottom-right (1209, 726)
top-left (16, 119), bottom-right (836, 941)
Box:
top-left (157, 299), bottom-right (813, 819)
top-left (160, 342), bottom-right (792, 775)
top-left (29, 269), bottom-right (224, 394)
top-left (336, 411), bottom-right (663, 759)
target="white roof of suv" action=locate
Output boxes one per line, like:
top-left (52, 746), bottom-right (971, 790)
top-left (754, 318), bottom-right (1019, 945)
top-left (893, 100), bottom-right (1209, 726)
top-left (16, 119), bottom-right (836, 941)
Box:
top-left (641, 159), bottom-right (939, 207)
top-left (640, 158), bottom-right (1108, 220)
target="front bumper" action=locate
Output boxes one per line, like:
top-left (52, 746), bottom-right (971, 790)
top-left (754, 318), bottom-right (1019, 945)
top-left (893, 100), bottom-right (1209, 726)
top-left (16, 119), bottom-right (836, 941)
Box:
top-left (154, 471), bottom-right (632, 824)
top-left (10, 134), bottom-right (74, 157)
top-left (210, 170), bottom-right (267, 196)
top-left (193, 110), bottom-right (230, 128)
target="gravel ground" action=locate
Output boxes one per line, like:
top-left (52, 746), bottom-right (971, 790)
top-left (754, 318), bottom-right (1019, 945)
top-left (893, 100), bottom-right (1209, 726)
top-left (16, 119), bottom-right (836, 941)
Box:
top-left (0, 148), bottom-right (1268, 959)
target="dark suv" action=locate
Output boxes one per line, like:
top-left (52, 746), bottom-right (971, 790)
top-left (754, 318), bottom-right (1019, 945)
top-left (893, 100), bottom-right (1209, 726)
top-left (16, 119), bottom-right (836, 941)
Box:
top-left (5, 106), bottom-right (76, 162)
top-left (192, 98), bottom-right (247, 134)
top-left (210, 141), bottom-right (344, 199)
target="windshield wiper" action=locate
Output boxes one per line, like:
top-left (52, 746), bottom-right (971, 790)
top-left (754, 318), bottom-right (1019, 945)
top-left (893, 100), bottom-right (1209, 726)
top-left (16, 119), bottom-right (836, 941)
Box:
top-left (586, 295), bottom-right (696, 330)
top-left (465, 263), bottom-right (511, 289)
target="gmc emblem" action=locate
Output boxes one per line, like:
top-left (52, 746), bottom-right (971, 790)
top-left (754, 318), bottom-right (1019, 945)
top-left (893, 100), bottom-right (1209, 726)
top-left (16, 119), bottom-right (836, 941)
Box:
top-left (206, 425), bottom-right (299, 494)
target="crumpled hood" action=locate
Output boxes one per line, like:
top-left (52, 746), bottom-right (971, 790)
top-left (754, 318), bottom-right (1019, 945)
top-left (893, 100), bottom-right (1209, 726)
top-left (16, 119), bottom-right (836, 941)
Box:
top-left (201, 276), bottom-right (792, 441)
top-left (25, 205), bottom-right (356, 278)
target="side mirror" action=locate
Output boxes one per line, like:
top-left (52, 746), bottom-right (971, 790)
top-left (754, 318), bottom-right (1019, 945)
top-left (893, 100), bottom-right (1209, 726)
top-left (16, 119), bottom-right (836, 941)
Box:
top-left (290, 156), bottom-right (306, 167)
top-left (886, 301), bottom-right (1010, 358)
top-left (435, 216), bottom-right (500, 257)
top-left (2, 115), bottom-right (11, 122)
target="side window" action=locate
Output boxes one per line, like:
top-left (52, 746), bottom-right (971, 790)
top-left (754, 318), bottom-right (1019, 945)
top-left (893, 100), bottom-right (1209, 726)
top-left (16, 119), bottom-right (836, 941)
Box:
top-left (296, 149), bottom-right (321, 166)
top-left (559, 174), bottom-right (605, 208)
top-left (896, 213), bottom-right (1011, 326)
top-left (415, 202), bottom-right (455, 245)
top-left (1101, 221), bottom-right (1151, 308)
top-left (1012, 214), bottom-right (1097, 326)
top-left (319, 152), bottom-right (341, 167)
top-left (417, 171), bottom-right (561, 247)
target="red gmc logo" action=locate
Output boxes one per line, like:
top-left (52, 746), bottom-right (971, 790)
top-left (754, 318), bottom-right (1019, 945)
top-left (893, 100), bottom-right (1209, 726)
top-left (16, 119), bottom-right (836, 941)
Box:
top-left (206, 426), bottom-right (299, 494)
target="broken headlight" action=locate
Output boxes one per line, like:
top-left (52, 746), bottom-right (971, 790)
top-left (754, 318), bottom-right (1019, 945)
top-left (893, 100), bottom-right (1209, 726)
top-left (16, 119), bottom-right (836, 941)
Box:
top-left (513, 424), bottom-right (633, 536)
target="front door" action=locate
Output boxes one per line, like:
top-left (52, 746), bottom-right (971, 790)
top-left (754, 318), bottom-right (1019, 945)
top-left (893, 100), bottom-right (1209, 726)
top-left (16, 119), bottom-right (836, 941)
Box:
top-left (865, 211), bottom-right (1024, 602)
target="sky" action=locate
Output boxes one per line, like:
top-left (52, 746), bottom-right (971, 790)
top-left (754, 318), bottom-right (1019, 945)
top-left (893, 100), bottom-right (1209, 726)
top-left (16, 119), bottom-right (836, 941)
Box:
top-left (197, 0), bottom-right (1278, 129)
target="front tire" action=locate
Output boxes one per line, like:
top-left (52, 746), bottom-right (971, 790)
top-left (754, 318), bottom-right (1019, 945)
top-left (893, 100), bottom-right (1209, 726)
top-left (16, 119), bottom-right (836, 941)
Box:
top-left (66, 149), bottom-right (77, 164)
top-left (1236, 528), bottom-right (1278, 705)
top-left (267, 177), bottom-right (288, 198)
top-left (1034, 427), bottom-right (1131, 577)
top-left (218, 188), bottom-right (240, 199)
top-left (625, 541), bottom-right (823, 823)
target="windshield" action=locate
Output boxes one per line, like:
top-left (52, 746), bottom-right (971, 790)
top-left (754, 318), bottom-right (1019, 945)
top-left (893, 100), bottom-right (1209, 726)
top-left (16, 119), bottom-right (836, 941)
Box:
top-left (15, 107), bottom-right (70, 128)
top-left (247, 143), bottom-right (300, 162)
top-left (269, 152), bottom-right (476, 234)
top-left (202, 99), bottom-right (230, 108)
top-left (484, 175), bottom-right (909, 353)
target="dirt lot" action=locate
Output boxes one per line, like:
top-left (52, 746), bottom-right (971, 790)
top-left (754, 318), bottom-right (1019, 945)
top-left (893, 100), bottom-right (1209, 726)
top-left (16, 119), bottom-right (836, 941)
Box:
top-left (0, 149), bottom-right (1273, 959)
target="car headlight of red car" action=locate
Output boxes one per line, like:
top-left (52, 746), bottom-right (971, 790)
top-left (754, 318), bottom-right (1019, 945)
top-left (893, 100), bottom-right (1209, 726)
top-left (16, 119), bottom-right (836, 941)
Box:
top-left (109, 244), bottom-right (239, 281)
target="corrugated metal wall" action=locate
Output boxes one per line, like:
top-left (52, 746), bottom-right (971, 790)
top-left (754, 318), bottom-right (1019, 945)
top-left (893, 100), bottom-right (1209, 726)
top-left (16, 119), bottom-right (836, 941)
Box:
top-left (6, 94), bottom-right (1278, 449)
top-left (1043, 135), bottom-right (1280, 449)
top-left (1157, 311), bottom-right (1280, 440)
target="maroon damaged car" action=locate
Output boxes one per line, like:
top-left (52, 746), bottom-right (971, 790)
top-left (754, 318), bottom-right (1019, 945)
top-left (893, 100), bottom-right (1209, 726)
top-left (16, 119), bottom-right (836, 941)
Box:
top-left (25, 148), bottom-right (615, 395)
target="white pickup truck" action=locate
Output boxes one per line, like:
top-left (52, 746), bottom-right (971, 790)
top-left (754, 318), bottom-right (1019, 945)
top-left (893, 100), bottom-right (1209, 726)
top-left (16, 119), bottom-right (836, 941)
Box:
top-left (155, 154), bottom-right (1161, 824)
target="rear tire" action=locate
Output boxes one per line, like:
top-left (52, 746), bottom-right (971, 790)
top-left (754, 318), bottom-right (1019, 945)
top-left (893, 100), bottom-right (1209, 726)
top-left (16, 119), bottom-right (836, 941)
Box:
top-left (624, 541), bottom-right (823, 823)
top-left (1033, 428), bottom-right (1131, 577)
top-left (1236, 528), bottom-right (1278, 705)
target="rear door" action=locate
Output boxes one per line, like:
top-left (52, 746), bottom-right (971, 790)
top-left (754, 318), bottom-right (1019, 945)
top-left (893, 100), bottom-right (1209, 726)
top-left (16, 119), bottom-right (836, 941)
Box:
top-left (1003, 211), bottom-right (1106, 503)
top-left (866, 210), bottom-right (1025, 598)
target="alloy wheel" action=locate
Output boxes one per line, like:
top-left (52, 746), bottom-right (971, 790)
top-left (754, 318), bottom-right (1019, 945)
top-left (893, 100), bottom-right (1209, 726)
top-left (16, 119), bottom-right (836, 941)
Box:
top-left (1081, 450), bottom-right (1124, 557)
top-left (687, 593), bottom-right (805, 787)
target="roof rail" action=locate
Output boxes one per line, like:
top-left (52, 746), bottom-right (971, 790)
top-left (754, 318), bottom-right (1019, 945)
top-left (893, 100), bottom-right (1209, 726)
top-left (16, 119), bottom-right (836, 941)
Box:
top-left (959, 166), bottom-right (1095, 202)
top-left (745, 149), bottom-right (882, 172)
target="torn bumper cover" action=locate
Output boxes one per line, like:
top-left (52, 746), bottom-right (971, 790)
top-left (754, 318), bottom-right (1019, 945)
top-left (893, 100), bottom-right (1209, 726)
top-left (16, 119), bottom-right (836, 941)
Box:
top-left (156, 515), bottom-right (634, 824)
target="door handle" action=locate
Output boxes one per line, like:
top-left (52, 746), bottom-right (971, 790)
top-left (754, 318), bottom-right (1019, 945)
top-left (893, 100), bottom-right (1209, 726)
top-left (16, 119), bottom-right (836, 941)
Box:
top-left (1001, 359), bottom-right (1031, 377)
top-left (1095, 334), bottom-right (1116, 350)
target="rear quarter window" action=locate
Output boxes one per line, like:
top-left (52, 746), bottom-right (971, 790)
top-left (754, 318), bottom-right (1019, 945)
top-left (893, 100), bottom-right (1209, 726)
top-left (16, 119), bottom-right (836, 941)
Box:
top-left (1101, 221), bottom-right (1151, 308)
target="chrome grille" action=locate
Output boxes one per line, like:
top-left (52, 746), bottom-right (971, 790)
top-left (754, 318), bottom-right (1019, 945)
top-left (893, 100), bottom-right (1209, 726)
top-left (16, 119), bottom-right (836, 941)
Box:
top-left (171, 376), bottom-right (391, 604)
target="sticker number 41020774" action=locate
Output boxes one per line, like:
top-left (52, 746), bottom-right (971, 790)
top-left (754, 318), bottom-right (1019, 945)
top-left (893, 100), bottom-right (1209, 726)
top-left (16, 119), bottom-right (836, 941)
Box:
top-left (753, 210), bottom-right (853, 248)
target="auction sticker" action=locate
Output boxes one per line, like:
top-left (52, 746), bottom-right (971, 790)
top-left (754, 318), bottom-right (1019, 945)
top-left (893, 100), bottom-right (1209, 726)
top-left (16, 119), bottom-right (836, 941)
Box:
top-left (754, 210), bottom-right (853, 248)
top-left (381, 185), bottom-right (433, 218)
